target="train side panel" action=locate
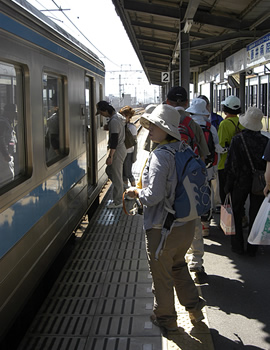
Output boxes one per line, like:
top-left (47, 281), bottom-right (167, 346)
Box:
top-left (0, 0), bottom-right (106, 339)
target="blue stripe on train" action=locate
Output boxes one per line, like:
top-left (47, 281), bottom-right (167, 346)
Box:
top-left (0, 158), bottom-right (86, 259)
top-left (0, 13), bottom-right (105, 77)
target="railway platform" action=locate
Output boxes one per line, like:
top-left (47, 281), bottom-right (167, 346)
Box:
top-left (15, 127), bottom-right (270, 350)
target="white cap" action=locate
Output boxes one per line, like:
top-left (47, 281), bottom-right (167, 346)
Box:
top-left (221, 96), bottom-right (241, 110)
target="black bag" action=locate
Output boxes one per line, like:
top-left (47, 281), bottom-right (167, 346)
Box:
top-left (124, 124), bottom-right (136, 149)
top-left (252, 170), bottom-right (266, 196)
top-left (241, 133), bottom-right (265, 195)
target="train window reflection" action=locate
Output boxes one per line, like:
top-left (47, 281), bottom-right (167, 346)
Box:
top-left (0, 61), bottom-right (25, 189)
top-left (43, 73), bottom-right (66, 166)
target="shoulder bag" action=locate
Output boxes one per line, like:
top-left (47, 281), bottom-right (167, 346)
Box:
top-left (240, 133), bottom-right (265, 196)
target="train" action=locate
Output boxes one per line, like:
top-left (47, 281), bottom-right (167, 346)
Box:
top-left (0, 0), bottom-right (108, 340)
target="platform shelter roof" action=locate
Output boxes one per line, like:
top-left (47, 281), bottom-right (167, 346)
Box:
top-left (112, 0), bottom-right (270, 86)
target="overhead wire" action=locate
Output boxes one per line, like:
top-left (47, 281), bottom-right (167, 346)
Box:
top-left (31, 0), bottom-right (121, 67)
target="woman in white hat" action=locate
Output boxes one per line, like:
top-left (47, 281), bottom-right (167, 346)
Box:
top-left (224, 106), bottom-right (268, 256)
top-left (126, 104), bottom-right (205, 332)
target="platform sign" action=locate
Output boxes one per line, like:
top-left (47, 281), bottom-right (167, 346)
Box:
top-left (161, 72), bottom-right (170, 83)
top-left (247, 33), bottom-right (270, 67)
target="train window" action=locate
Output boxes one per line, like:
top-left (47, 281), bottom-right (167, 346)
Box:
top-left (0, 61), bottom-right (26, 190)
top-left (43, 73), bottom-right (66, 166)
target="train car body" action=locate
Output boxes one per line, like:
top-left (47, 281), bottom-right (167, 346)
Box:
top-left (0, 0), bottom-right (107, 339)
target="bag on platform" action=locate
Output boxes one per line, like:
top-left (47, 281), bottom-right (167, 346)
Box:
top-left (220, 193), bottom-right (235, 235)
top-left (248, 195), bottom-right (270, 245)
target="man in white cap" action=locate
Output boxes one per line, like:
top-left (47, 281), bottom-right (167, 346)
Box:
top-left (218, 95), bottom-right (245, 204)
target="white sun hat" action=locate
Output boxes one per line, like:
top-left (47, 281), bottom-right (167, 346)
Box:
top-left (142, 104), bottom-right (157, 118)
top-left (140, 104), bottom-right (181, 140)
top-left (185, 98), bottom-right (210, 116)
top-left (239, 106), bottom-right (264, 131)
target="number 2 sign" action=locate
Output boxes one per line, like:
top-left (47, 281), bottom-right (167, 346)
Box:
top-left (161, 72), bottom-right (170, 83)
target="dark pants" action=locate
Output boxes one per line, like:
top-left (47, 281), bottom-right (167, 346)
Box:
top-left (123, 152), bottom-right (135, 184)
top-left (231, 187), bottom-right (264, 255)
top-left (218, 169), bottom-right (226, 205)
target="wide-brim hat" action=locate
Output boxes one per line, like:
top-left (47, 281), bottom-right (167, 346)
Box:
top-left (185, 98), bottom-right (209, 116)
top-left (142, 104), bottom-right (157, 118)
top-left (140, 104), bottom-right (181, 140)
top-left (239, 106), bottom-right (264, 131)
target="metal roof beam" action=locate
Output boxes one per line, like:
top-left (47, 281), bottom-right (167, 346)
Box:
top-left (123, 0), bottom-right (181, 19)
top-left (189, 30), bottom-right (266, 49)
top-left (193, 10), bottom-right (252, 30)
top-left (124, 0), bottom-right (252, 31)
top-left (136, 34), bottom-right (175, 46)
top-left (130, 20), bottom-right (179, 34)
top-left (140, 45), bottom-right (172, 57)
top-left (143, 53), bottom-right (170, 61)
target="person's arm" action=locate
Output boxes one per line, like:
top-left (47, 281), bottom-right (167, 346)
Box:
top-left (106, 132), bottom-right (118, 165)
top-left (0, 126), bottom-right (11, 161)
top-left (106, 148), bottom-right (116, 165)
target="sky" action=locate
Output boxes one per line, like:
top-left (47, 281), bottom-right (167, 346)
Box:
top-left (21, 0), bottom-right (160, 103)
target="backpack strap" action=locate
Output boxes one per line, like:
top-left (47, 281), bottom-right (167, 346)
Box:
top-left (240, 132), bottom-right (255, 172)
top-left (228, 119), bottom-right (241, 134)
top-left (181, 116), bottom-right (195, 138)
top-left (154, 144), bottom-right (178, 260)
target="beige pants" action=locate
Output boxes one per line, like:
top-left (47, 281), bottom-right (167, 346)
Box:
top-left (145, 220), bottom-right (200, 328)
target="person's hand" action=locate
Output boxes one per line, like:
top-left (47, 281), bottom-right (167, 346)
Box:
top-left (106, 156), bottom-right (112, 165)
top-left (125, 187), bottom-right (138, 199)
top-left (4, 154), bottom-right (11, 162)
top-left (263, 183), bottom-right (270, 197)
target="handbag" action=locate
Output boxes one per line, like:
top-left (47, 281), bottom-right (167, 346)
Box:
top-left (240, 133), bottom-right (265, 195)
top-left (248, 195), bottom-right (270, 245)
top-left (220, 193), bottom-right (235, 235)
top-left (124, 124), bottom-right (136, 149)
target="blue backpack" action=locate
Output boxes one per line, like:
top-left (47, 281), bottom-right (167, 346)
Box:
top-left (161, 142), bottom-right (211, 222)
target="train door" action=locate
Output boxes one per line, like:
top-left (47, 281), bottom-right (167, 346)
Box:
top-left (85, 76), bottom-right (97, 186)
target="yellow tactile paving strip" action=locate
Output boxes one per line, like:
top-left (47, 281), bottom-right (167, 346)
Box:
top-left (161, 285), bottom-right (214, 350)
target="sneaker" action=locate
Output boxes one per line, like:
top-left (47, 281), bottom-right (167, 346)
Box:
top-left (187, 297), bottom-right (206, 324)
top-left (106, 202), bottom-right (123, 209)
top-left (190, 266), bottom-right (208, 284)
top-left (202, 221), bottom-right (209, 237)
top-left (150, 314), bottom-right (179, 331)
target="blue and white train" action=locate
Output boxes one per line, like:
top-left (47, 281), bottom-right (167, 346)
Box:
top-left (0, 0), bottom-right (108, 339)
